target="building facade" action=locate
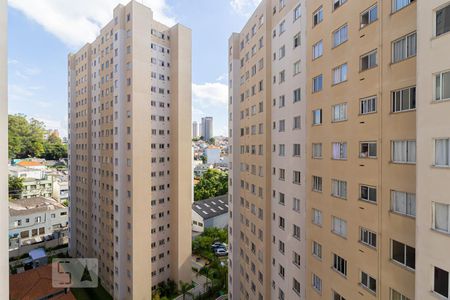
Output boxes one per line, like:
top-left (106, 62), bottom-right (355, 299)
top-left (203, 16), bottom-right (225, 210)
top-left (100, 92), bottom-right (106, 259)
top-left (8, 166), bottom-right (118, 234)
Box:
top-left (68, 1), bottom-right (192, 298)
top-left (201, 116), bottom-right (213, 140)
top-left (228, 0), bottom-right (307, 299)
top-left (193, 121), bottom-right (199, 138)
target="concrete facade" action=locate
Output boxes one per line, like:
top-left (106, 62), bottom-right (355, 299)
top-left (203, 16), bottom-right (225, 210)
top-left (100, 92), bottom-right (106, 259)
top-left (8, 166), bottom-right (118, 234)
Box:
top-left (68, 1), bottom-right (192, 298)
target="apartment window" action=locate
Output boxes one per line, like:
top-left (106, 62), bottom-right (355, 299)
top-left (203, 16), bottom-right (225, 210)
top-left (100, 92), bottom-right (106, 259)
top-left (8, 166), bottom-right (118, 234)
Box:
top-left (279, 95), bottom-right (285, 107)
top-left (391, 190), bottom-right (416, 217)
top-left (390, 289), bottom-right (410, 300)
top-left (279, 216), bottom-right (285, 229)
top-left (332, 179), bottom-right (347, 199)
top-left (434, 267), bottom-right (449, 298)
top-left (333, 291), bottom-right (346, 300)
top-left (312, 143), bottom-right (322, 158)
top-left (360, 142), bottom-right (377, 158)
top-left (433, 202), bottom-right (450, 234)
top-left (312, 40), bottom-right (323, 59)
top-left (293, 197), bottom-right (300, 212)
top-left (312, 274), bottom-right (322, 293)
top-left (392, 32), bottom-right (416, 63)
top-left (392, 86), bottom-right (416, 112)
top-left (332, 142), bottom-right (347, 160)
top-left (279, 20), bottom-right (286, 34)
top-left (293, 88), bottom-right (301, 102)
top-left (313, 7), bottom-right (323, 26)
top-left (333, 254), bottom-right (347, 276)
top-left (312, 241), bottom-right (322, 258)
top-left (294, 4), bottom-right (301, 21)
top-left (391, 240), bottom-right (415, 269)
top-left (436, 4), bottom-right (450, 36)
top-left (293, 32), bottom-right (301, 48)
top-left (312, 176), bottom-right (322, 192)
top-left (361, 4), bottom-right (378, 28)
top-left (293, 171), bottom-right (301, 185)
top-left (361, 271), bottom-right (377, 294)
top-left (279, 144), bottom-right (285, 156)
top-left (332, 63), bottom-right (348, 85)
top-left (313, 109), bottom-right (322, 125)
top-left (293, 60), bottom-right (301, 75)
top-left (332, 216), bottom-right (347, 237)
top-left (360, 227), bottom-right (377, 248)
top-left (313, 74), bottom-right (323, 93)
top-left (435, 70), bottom-right (450, 101)
top-left (361, 50), bottom-right (377, 71)
top-left (293, 224), bottom-right (301, 239)
top-left (392, 140), bottom-right (416, 163)
top-left (279, 45), bottom-right (286, 59)
top-left (435, 139), bottom-right (450, 166)
top-left (279, 192), bottom-right (285, 205)
top-left (333, 24), bottom-right (348, 47)
top-left (293, 116), bottom-right (301, 129)
top-left (279, 120), bottom-right (285, 132)
top-left (279, 70), bottom-right (285, 83)
top-left (293, 144), bottom-right (301, 157)
top-left (279, 169), bottom-right (285, 180)
top-left (360, 96), bottom-right (377, 114)
top-left (360, 185), bottom-right (377, 203)
top-left (293, 278), bottom-right (301, 295)
top-left (312, 209), bottom-right (322, 225)
top-left (332, 103), bottom-right (347, 121)
top-left (392, 0), bottom-right (415, 13)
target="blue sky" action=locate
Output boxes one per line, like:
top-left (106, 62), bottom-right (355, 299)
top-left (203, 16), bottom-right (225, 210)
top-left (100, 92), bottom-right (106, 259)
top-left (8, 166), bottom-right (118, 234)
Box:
top-left (7, 0), bottom-right (260, 137)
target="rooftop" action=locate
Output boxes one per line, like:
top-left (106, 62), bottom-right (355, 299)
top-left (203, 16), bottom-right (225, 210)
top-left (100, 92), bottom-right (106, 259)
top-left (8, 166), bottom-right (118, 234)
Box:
top-left (193, 194), bottom-right (228, 220)
top-left (9, 197), bottom-right (66, 217)
top-left (16, 161), bottom-right (45, 167)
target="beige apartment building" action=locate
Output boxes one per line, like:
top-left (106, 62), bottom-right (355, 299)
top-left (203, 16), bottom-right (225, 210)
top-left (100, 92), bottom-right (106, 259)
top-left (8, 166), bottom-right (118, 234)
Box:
top-left (68, 1), bottom-right (192, 298)
top-left (416, 1), bottom-right (450, 299)
top-left (228, 0), bottom-right (306, 299)
top-left (306, 0), bottom-right (417, 299)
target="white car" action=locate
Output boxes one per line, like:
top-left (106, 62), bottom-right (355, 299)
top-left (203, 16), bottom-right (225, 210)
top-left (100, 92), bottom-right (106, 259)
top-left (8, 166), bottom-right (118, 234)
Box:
top-left (215, 248), bottom-right (228, 256)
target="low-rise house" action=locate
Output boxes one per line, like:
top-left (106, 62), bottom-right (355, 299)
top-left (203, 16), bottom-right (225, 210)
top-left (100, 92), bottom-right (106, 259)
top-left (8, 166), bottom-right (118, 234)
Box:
top-left (9, 197), bottom-right (68, 251)
top-left (192, 194), bottom-right (228, 233)
top-left (9, 165), bottom-right (54, 199)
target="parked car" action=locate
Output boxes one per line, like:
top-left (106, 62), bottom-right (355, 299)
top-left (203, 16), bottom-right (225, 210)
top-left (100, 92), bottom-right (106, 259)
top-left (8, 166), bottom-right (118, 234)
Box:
top-left (211, 242), bottom-right (227, 251)
top-left (215, 248), bottom-right (228, 256)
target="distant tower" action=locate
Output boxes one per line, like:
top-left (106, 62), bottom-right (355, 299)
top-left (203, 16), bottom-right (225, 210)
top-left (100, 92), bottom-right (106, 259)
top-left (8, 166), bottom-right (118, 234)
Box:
top-left (192, 121), bottom-right (199, 138)
top-left (201, 117), bottom-right (213, 140)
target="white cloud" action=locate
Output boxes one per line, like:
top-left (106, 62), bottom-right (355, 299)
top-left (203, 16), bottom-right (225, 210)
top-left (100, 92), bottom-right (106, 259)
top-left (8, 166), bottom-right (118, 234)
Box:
top-left (192, 82), bottom-right (228, 107)
top-left (230, 0), bottom-right (261, 16)
top-left (8, 0), bottom-right (177, 48)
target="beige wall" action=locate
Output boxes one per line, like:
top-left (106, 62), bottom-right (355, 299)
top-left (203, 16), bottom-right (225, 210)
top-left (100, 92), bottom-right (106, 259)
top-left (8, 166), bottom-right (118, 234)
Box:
top-left (0, 0), bottom-right (9, 298)
top-left (416, 1), bottom-right (450, 299)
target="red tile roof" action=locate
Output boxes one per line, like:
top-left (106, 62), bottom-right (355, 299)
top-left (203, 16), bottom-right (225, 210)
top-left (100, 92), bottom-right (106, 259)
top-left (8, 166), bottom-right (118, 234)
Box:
top-left (16, 161), bottom-right (44, 167)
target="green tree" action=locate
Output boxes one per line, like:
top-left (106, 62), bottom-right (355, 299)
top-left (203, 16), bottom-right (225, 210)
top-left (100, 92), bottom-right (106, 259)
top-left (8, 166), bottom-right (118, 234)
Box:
top-left (43, 132), bottom-right (68, 160)
top-left (8, 114), bottom-right (46, 158)
top-left (8, 176), bottom-right (24, 200)
top-left (208, 137), bottom-right (215, 145)
top-left (179, 281), bottom-right (193, 300)
top-left (194, 169), bottom-right (228, 201)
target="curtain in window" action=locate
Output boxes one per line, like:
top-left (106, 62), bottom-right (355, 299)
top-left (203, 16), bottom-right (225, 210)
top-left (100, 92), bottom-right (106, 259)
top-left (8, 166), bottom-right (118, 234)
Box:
top-left (407, 141), bottom-right (416, 162)
top-left (392, 191), bottom-right (406, 214)
top-left (393, 141), bottom-right (407, 162)
top-left (393, 38), bottom-right (405, 62)
top-left (407, 33), bottom-right (416, 57)
top-left (436, 139), bottom-right (449, 166)
top-left (408, 193), bottom-right (416, 216)
top-left (333, 143), bottom-right (341, 159)
top-left (443, 71), bottom-right (450, 100)
top-left (435, 202), bottom-right (449, 232)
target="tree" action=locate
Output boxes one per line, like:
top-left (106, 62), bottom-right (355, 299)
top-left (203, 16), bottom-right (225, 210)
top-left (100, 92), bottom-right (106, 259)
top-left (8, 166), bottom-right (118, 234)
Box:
top-left (43, 132), bottom-right (67, 160)
top-left (194, 169), bottom-right (228, 201)
top-left (8, 114), bottom-right (46, 158)
top-left (179, 281), bottom-right (193, 300)
top-left (8, 176), bottom-right (24, 200)
top-left (208, 137), bottom-right (215, 145)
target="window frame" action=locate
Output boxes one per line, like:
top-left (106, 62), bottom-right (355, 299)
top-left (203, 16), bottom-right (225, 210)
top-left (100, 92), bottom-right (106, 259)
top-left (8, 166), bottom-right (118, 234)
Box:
top-left (360, 49), bottom-right (378, 71)
top-left (391, 239), bottom-right (415, 270)
top-left (392, 86), bottom-right (416, 112)
top-left (434, 70), bottom-right (450, 102)
top-left (360, 96), bottom-right (377, 115)
top-left (360, 227), bottom-right (377, 248)
top-left (360, 184), bottom-right (377, 203)
top-left (391, 32), bottom-right (417, 64)
top-left (332, 24), bottom-right (348, 48)
top-left (360, 141), bottom-right (377, 158)
top-left (360, 4), bottom-right (378, 29)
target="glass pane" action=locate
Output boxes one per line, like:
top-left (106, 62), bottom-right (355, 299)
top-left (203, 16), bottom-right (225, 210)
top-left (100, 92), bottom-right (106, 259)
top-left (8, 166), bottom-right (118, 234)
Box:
top-left (436, 74), bottom-right (442, 100)
top-left (443, 71), bottom-right (450, 99)
top-left (435, 203), bottom-right (449, 232)
top-left (392, 240), bottom-right (405, 264)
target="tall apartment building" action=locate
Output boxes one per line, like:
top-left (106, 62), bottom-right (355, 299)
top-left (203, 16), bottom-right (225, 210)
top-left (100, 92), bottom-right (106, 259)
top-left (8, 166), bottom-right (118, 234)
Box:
top-left (306, 0), bottom-right (417, 299)
top-left (201, 116), bottom-right (214, 140)
top-left (416, 1), bottom-right (450, 299)
top-left (228, 0), bottom-right (306, 299)
top-left (193, 121), bottom-right (199, 138)
top-left (68, 1), bottom-right (192, 298)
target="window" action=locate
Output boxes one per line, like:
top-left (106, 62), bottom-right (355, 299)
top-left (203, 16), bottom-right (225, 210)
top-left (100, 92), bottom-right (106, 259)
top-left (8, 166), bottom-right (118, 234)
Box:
top-left (433, 202), bottom-right (450, 234)
top-left (312, 143), bottom-right (322, 158)
top-left (361, 271), bottom-right (377, 293)
top-left (392, 86), bottom-right (416, 112)
top-left (435, 139), bottom-right (450, 166)
top-left (293, 171), bottom-right (301, 184)
top-left (313, 7), bottom-right (323, 26)
top-left (279, 45), bottom-right (286, 59)
top-left (333, 254), bottom-right (347, 276)
top-left (360, 96), bottom-right (377, 114)
top-left (390, 289), bottom-right (410, 300)
top-left (313, 74), bottom-right (323, 93)
top-left (435, 70), bottom-right (450, 101)
top-left (434, 266), bottom-right (449, 298)
top-left (279, 144), bottom-right (285, 156)
top-left (279, 70), bottom-right (285, 83)
top-left (393, 0), bottom-right (415, 12)
top-left (361, 50), bottom-right (377, 71)
top-left (279, 20), bottom-right (286, 34)
top-left (436, 4), bottom-right (450, 36)
top-left (312, 209), bottom-right (322, 225)
top-left (294, 4), bottom-right (301, 21)
top-left (293, 88), bottom-right (301, 102)
top-left (279, 120), bottom-right (285, 132)
top-left (332, 216), bottom-right (347, 237)
top-left (332, 103), bottom-right (347, 121)
top-left (360, 185), bottom-right (377, 203)
top-left (312, 274), bottom-right (322, 293)
top-left (279, 216), bottom-right (285, 229)
top-left (333, 24), bottom-right (348, 47)
top-left (313, 109), bottom-right (322, 125)
top-left (392, 140), bottom-right (416, 163)
top-left (313, 176), bottom-right (322, 192)
top-left (392, 32), bottom-right (416, 63)
top-left (332, 63), bottom-right (348, 85)
top-left (312, 241), bottom-right (322, 258)
top-left (293, 197), bottom-right (300, 212)
top-left (332, 142), bottom-right (347, 160)
top-left (333, 0), bottom-right (347, 10)
top-left (312, 40), bottom-right (323, 59)
top-left (360, 142), bottom-right (377, 158)
top-left (293, 144), bottom-right (301, 157)
top-left (391, 240), bottom-right (415, 269)
top-left (333, 291), bottom-right (346, 300)
top-left (360, 227), bottom-right (377, 248)
top-left (293, 224), bottom-right (301, 239)
top-left (361, 4), bottom-right (378, 28)
top-left (293, 60), bottom-right (301, 75)
top-left (293, 278), bottom-right (301, 294)
top-left (332, 179), bottom-right (347, 199)
top-left (391, 190), bottom-right (416, 217)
